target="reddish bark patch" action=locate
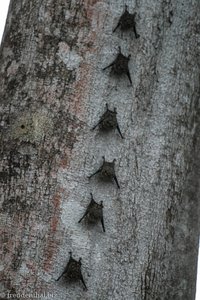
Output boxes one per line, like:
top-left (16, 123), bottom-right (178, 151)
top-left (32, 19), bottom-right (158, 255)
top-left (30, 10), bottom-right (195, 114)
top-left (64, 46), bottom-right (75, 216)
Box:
top-left (42, 191), bottom-right (62, 272)
top-left (43, 238), bottom-right (58, 273)
top-left (26, 261), bottom-right (37, 273)
top-left (51, 216), bottom-right (59, 233)
top-left (85, 0), bottom-right (101, 6)
top-left (60, 157), bottom-right (68, 168)
top-left (52, 192), bottom-right (61, 214)
top-left (59, 148), bottom-right (72, 169)
top-left (70, 63), bottom-right (92, 116)
top-left (83, 0), bottom-right (105, 26)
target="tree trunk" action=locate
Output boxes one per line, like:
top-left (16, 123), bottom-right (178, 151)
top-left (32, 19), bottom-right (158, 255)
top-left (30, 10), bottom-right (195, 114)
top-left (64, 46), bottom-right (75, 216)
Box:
top-left (0, 0), bottom-right (200, 299)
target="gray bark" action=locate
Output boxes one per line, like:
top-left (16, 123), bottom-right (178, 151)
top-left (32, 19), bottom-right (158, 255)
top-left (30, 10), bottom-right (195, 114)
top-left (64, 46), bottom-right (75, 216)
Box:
top-left (0, 0), bottom-right (200, 299)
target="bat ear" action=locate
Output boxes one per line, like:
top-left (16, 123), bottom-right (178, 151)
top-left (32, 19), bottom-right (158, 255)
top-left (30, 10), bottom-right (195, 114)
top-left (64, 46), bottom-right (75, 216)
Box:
top-left (114, 107), bottom-right (117, 113)
top-left (105, 103), bottom-right (109, 110)
top-left (79, 258), bottom-right (82, 264)
top-left (90, 192), bottom-right (94, 200)
top-left (118, 46), bottom-right (121, 53)
top-left (102, 156), bottom-right (105, 162)
top-left (100, 201), bottom-right (103, 207)
top-left (128, 54), bottom-right (131, 59)
top-left (113, 158), bottom-right (116, 163)
top-left (125, 4), bottom-right (128, 11)
top-left (69, 251), bottom-right (72, 257)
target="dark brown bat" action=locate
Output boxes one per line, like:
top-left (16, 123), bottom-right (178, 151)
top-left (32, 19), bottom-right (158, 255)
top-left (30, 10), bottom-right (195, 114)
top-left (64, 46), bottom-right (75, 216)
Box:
top-left (103, 47), bottom-right (132, 85)
top-left (56, 251), bottom-right (87, 290)
top-left (88, 156), bottom-right (120, 189)
top-left (78, 193), bottom-right (105, 232)
top-left (113, 5), bottom-right (140, 38)
top-left (92, 103), bottom-right (123, 138)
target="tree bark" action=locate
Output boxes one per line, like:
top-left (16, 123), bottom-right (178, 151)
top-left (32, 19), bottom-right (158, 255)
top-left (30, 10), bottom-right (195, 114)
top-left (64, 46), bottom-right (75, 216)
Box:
top-left (0, 0), bottom-right (200, 299)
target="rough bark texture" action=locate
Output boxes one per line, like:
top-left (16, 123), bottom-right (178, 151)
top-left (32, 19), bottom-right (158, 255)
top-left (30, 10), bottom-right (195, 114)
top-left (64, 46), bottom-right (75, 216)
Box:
top-left (0, 0), bottom-right (200, 299)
